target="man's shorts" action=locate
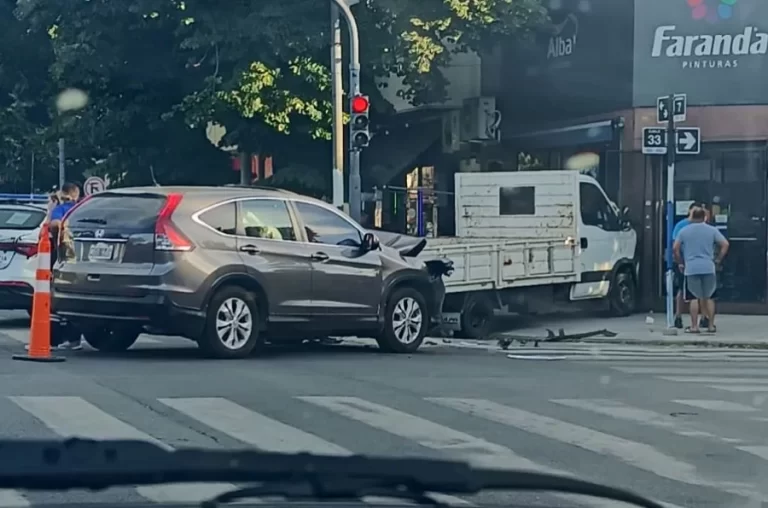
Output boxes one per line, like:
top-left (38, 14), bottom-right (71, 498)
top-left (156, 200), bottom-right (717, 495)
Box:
top-left (685, 274), bottom-right (717, 300)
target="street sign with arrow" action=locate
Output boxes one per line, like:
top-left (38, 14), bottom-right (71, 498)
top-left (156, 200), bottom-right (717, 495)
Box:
top-left (657, 94), bottom-right (686, 124)
top-left (675, 127), bottom-right (700, 155)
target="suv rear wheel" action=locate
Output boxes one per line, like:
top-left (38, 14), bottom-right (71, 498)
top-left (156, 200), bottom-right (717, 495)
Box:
top-left (82, 327), bottom-right (141, 352)
top-left (199, 286), bottom-right (263, 359)
top-left (376, 287), bottom-right (428, 353)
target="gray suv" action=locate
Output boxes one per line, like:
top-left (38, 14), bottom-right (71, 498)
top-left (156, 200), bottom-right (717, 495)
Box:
top-left (52, 186), bottom-right (451, 359)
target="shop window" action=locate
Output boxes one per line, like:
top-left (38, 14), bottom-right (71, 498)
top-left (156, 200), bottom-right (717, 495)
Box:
top-left (499, 186), bottom-right (535, 215)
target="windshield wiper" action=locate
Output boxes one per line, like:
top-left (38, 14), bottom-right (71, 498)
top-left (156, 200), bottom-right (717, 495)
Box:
top-left (75, 217), bottom-right (107, 224)
top-left (1, 438), bottom-right (664, 508)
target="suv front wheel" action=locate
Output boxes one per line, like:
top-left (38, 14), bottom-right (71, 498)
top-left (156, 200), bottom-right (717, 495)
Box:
top-left (376, 287), bottom-right (428, 353)
top-left (199, 286), bottom-right (263, 359)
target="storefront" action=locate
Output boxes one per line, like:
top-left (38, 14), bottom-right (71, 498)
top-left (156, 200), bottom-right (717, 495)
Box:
top-left (482, 0), bottom-right (768, 312)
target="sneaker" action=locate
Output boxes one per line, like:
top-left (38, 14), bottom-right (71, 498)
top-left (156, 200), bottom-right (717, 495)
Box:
top-left (56, 341), bottom-right (83, 351)
top-left (674, 316), bottom-right (683, 329)
top-left (700, 317), bottom-right (710, 329)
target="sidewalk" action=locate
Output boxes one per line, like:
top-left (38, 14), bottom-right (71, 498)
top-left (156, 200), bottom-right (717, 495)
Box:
top-left (494, 313), bottom-right (768, 348)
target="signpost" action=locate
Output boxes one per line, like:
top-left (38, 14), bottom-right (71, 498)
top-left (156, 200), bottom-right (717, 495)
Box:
top-left (84, 176), bottom-right (106, 196)
top-left (647, 93), bottom-right (698, 333)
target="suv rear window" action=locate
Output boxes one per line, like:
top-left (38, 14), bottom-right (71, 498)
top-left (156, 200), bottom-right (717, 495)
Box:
top-left (0, 207), bottom-right (46, 230)
top-left (68, 193), bottom-right (166, 231)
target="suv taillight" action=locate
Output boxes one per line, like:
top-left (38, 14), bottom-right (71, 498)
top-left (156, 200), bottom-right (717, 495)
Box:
top-left (154, 193), bottom-right (193, 252)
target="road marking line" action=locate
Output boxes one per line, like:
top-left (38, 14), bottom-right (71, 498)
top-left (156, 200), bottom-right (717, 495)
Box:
top-left (159, 397), bottom-right (470, 506)
top-left (9, 396), bottom-right (235, 503)
top-left (708, 385), bottom-right (768, 393)
top-left (673, 400), bottom-right (759, 412)
top-left (0, 490), bottom-right (29, 507)
top-left (613, 367), bottom-right (768, 375)
top-left (0, 329), bottom-right (160, 346)
top-left (660, 377), bottom-right (768, 384)
top-left (428, 398), bottom-right (761, 500)
top-left (550, 399), bottom-right (731, 442)
top-left (298, 396), bottom-right (654, 508)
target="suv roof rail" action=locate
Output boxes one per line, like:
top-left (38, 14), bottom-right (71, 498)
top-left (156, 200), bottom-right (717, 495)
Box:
top-left (221, 184), bottom-right (295, 194)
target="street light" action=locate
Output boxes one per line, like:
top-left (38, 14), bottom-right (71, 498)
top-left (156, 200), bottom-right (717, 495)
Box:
top-left (329, 0), bottom-right (363, 221)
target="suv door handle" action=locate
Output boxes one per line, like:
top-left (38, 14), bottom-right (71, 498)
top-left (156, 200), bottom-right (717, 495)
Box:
top-left (239, 244), bottom-right (260, 254)
top-left (310, 252), bottom-right (330, 262)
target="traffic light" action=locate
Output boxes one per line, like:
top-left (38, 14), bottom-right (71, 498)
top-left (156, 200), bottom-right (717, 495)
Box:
top-left (350, 95), bottom-right (370, 149)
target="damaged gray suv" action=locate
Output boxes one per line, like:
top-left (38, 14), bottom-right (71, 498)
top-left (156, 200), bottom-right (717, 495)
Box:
top-left (52, 186), bottom-right (452, 359)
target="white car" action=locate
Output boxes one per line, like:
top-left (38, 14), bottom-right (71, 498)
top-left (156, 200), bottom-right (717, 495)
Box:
top-left (0, 197), bottom-right (49, 314)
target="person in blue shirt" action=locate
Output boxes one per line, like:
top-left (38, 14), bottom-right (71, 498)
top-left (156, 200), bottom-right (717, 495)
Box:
top-left (48, 182), bottom-right (82, 351)
top-left (671, 201), bottom-right (703, 329)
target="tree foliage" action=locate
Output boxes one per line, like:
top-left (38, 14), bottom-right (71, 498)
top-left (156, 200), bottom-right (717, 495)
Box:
top-left (0, 0), bottom-right (547, 193)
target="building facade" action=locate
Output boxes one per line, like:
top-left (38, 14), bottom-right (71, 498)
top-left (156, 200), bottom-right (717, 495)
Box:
top-left (479, 0), bottom-right (768, 313)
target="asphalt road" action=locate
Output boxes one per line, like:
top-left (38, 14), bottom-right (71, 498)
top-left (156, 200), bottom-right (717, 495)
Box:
top-left (0, 311), bottom-right (767, 508)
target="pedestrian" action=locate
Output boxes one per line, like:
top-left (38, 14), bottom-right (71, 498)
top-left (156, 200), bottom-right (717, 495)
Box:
top-left (48, 182), bottom-right (82, 351)
top-left (673, 207), bottom-right (729, 334)
top-left (671, 201), bottom-right (702, 329)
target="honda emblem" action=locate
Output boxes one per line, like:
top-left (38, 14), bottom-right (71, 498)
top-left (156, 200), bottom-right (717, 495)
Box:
top-left (95, 229), bottom-right (105, 238)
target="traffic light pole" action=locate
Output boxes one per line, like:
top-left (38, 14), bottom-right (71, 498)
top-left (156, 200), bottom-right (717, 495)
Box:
top-left (330, 4), bottom-right (344, 209)
top-left (664, 94), bottom-right (676, 331)
top-left (330, 0), bottom-right (362, 222)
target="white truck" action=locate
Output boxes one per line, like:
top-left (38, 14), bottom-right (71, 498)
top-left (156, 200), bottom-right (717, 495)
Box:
top-left (423, 170), bottom-right (638, 338)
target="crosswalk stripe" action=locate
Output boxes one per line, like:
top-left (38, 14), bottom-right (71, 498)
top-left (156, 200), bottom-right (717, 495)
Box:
top-left (0, 329), bottom-right (160, 345)
top-left (613, 367), bottom-right (768, 375)
top-left (158, 397), bottom-right (470, 506)
top-left (0, 491), bottom-right (29, 507)
top-left (673, 400), bottom-right (759, 412)
top-left (708, 385), bottom-right (768, 393)
top-left (660, 377), bottom-right (768, 384)
top-left (298, 396), bottom-right (652, 508)
top-left (9, 396), bottom-right (235, 503)
top-left (550, 399), bottom-right (734, 442)
top-left (428, 398), bottom-right (762, 500)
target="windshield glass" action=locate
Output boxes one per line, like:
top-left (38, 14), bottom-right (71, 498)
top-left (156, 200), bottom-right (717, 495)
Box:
top-left (0, 1), bottom-right (763, 508)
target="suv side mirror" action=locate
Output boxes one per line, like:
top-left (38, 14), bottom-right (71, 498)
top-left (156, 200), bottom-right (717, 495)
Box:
top-left (362, 232), bottom-right (380, 252)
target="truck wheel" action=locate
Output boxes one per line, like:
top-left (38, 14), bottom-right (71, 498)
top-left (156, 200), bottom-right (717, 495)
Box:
top-left (376, 287), bottom-right (427, 353)
top-left (459, 294), bottom-right (494, 339)
top-left (82, 328), bottom-right (140, 352)
top-left (609, 270), bottom-right (636, 317)
top-left (199, 285), bottom-right (263, 359)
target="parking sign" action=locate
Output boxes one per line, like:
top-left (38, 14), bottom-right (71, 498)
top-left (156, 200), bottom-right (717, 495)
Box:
top-left (84, 176), bottom-right (106, 196)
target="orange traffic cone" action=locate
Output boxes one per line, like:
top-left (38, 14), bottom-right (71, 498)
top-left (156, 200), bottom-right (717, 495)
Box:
top-left (13, 223), bottom-right (65, 362)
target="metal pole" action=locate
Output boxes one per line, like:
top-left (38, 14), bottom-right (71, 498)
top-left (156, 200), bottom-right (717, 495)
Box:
top-left (331, 0), bottom-right (362, 221)
top-left (664, 94), bottom-right (676, 330)
top-left (57, 138), bottom-right (65, 188)
top-left (330, 3), bottom-right (344, 209)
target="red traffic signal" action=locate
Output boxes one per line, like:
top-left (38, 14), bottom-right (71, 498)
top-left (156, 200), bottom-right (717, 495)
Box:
top-left (351, 95), bottom-right (369, 114)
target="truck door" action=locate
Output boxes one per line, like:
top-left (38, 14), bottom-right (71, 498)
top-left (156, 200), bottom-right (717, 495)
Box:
top-left (571, 180), bottom-right (635, 300)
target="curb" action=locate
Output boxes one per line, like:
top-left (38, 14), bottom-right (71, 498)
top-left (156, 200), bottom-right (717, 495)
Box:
top-left (502, 337), bottom-right (768, 349)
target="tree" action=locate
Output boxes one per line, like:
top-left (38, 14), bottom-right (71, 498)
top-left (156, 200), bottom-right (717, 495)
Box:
top-left (16, 0), bottom-right (547, 192)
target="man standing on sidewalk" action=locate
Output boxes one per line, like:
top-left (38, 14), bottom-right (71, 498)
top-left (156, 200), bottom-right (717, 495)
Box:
top-left (673, 208), bottom-right (729, 334)
top-left (671, 201), bottom-right (702, 329)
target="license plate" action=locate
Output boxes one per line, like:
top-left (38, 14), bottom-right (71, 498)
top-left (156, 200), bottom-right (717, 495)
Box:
top-left (0, 251), bottom-right (12, 269)
top-left (88, 243), bottom-right (114, 261)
